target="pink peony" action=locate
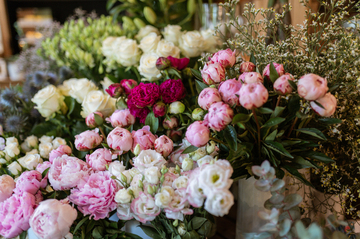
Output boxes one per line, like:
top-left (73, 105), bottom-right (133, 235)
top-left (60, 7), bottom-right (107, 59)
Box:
top-left (153, 102), bottom-right (166, 117)
top-left (243, 72), bottom-right (264, 84)
top-left (263, 63), bottom-right (285, 80)
top-left (48, 155), bottom-right (92, 190)
top-left (160, 79), bottom-right (186, 104)
top-left (310, 93), bottom-right (337, 117)
top-left (0, 175), bottom-right (15, 203)
top-left (204, 102), bottom-right (234, 132)
top-left (131, 126), bottom-right (157, 152)
top-left (239, 83), bottom-right (269, 110)
top-left (49, 145), bottom-right (72, 163)
top-left (131, 192), bottom-right (160, 223)
top-left (297, 74), bottom-right (328, 101)
top-left (120, 79), bottom-right (138, 95)
top-left (13, 170), bottom-right (42, 195)
top-left (218, 79), bottom-right (242, 106)
top-left (69, 171), bottom-right (118, 220)
top-left (210, 49), bottom-right (236, 68)
top-left (198, 88), bottom-right (222, 110)
top-left (74, 129), bottom-right (103, 151)
top-left (185, 121), bottom-right (210, 147)
top-left (105, 83), bottom-right (124, 98)
top-left (34, 190), bottom-right (43, 205)
top-left (273, 74), bottom-right (295, 95)
top-left (86, 148), bottom-right (113, 171)
top-left (107, 127), bottom-right (133, 152)
top-left (239, 62), bottom-right (256, 73)
top-left (0, 192), bottom-right (36, 238)
top-left (238, 72), bottom-right (250, 83)
top-left (36, 161), bottom-right (52, 188)
top-left (127, 97), bottom-right (150, 124)
top-left (106, 109), bottom-right (135, 128)
top-left (154, 135), bottom-right (174, 157)
top-left (30, 199), bottom-right (77, 239)
top-left (128, 83), bottom-right (160, 108)
top-left (163, 117), bottom-right (179, 130)
top-left (167, 56), bottom-right (190, 70)
top-left (201, 62), bottom-right (226, 85)
top-left (86, 112), bottom-right (104, 128)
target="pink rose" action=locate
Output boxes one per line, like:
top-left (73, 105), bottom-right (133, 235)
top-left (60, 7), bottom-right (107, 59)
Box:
top-left (239, 83), bottom-right (269, 110)
top-left (69, 171), bottom-right (118, 220)
top-left (185, 121), bottom-right (210, 147)
top-left (86, 112), bottom-right (104, 128)
top-left (310, 93), bottom-right (337, 117)
top-left (297, 74), bottom-right (328, 101)
top-left (107, 127), bottom-right (133, 152)
top-left (153, 102), bottom-right (166, 117)
top-left (154, 135), bottom-right (174, 157)
top-left (13, 170), bottom-right (42, 195)
top-left (132, 126), bottom-right (156, 152)
top-left (201, 62), bottom-right (226, 85)
top-left (243, 72), bottom-right (264, 84)
top-left (105, 83), bottom-right (124, 98)
top-left (273, 74), bottom-right (295, 95)
top-left (48, 155), bottom-right (92, 190)
top-left (163, 117), bottom-right (179, 130)
top-left (0, 175), bottom-right (15, 203)
top-left (239, 62), bottom-right (256, 73)
top-left (49, 145), bottom-right (72, 163)
top-left (131, 192), bottom-right (160, 223)
top-left (30, 199), bottom-right (78, 239)
top-left (160, 79), bottom-right (186, 104)
top-left (204, 102), bottom-right (234, 132)
top-left (86, 148), bottom-right (113, 171)
top-left (210, 49), bottom-right (236, 68)
top-left (218, 79), bottom-right (242, 106)
top-left (120, 79), bottom-right (138, 95)
top-left (167, 56), bottom-right (190, 70)
top-left (198, 88), bottom-right (222, 110)
top-left (0, 192), bottom-right (36, 238)
top-left (75, 129), bottom-right (103, 151)
top-left (106, 109), bottom-right (136, 128)
top-left (263, 63), bottom-right (285, 80)
top-left (166, 130), bottom-right (183, 142)
top-left (128, 83), bottom-right (160, 108)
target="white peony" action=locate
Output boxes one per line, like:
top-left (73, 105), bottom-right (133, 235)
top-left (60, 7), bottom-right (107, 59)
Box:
top-left (200, 29), bottom-right (220, 53)
top-left (32, 85), bottom-right (66, 119)
top-left (115, 188), bottom-right (132, 204)
top-left (7, 161), bottom-right (22, 176)
top-left (204, 189), bottom-right (234, 217)
top-left (178, 31), bottom-right (204, 58)
top-left (138, 53), bottom-right (161, 81)
top-left (156, 40), bottom-right (180, 58)
top-left (39, 135), bottom-right (53, 144)
top-left (52, 137), bottom-right (67, 149)
top-left (59, 78), bottom-right (98, 104)
top-left (135, 25), bottom-right (160, 40)
top-left (81, 90), bottom-right (116, 118)
top-left (144, 166), bottom-right (161, 184)
top-left (114, 38), bottom-right (140, 67)
top-left (18, 153), bottom-right (43, 170)
top-left (133, 150), bottom-right (166, 172)
top-left (155, 186), bottom-right (174, 208)
top-left (139, 32), bottom-right (161, 53)
top-left (39, 142), bottom-right (53, 159)
top-left (162, 25), bottom-right (182, 46)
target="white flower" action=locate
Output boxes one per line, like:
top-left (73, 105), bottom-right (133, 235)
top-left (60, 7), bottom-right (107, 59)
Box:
top-left (155, 186), bottom-right (174, 208)
top-left (200, 29), bottom-right (220, 53)
top-left (186, 178), bottom-right (205, 207)
top-left (197, 155), bottom-right (216, 167)
top-left (135, 25), bottom-right (160, 40)
top-left (0, 158), bottom-right (6, 164)
top-left (18, 153), bottom-right (43, 170)
top-left (139, 32), bottom-right (161, 53)
top-left (181, 158), bottom-right (194, 171)
top-left (156, 40), bottom-right (180, 58)
top-left (177, 223), bottom-right (187, 236)
top-left (128, 167), bottom-right (141, 177)
top-left (4, 144), bottom-right (20, 159)
top-left (178, 31), bottom-right (204, 58)
top-left (108, 161), bottom-right (126, 178)
top-left (172, 176), bottom-right (188, 189)
top-left (190, 148), bottom-right (207, 161)
top-left (6, 137), bottom-right (18, 146)
top-left (26, 149), bottom-right (39, 155)
top-left (39, 142), bottom-right (53, 159)
top-left (204, 189), bottom-right (234, 217)
top-left (32, 85), bottom-right (66, 119)
top-left (129, 185), bottom-right (142, 198)
top-left (52, 137), bottom-right (67, 149)
top-left (116, 203), bottom-right (133, 220)
top-left (25, 135), bottom-right (38, 148)
top-left (138, 53), bottom-right (161, 81)
top-left (115, 188), bottom-right (132, 204)
top-left (133, 150), bottom-right (166, 172)
top-left (59, 78), bottom-right (98, 104)
top-left (39, 136), bottom-right (53, 144)
top-left (114, 38), bottom-right (140, 67)
top-left (162, 25), bottom-right (182, 45)
top-left (102, 37), bottom-right (118, 57)
top-left (7, 161), bottom-right (22, 176)
top-left (101, 77), bottom-right (114, 93)
top-left (144, 166), bottom-right (161, 184)
top-left (198, 162), bottom-right (233, 196)
top-left (81, 90), bottom-right (116, 118)
top-left (0, 175), bottom-right (15, 202)
top-left (131, 192), bottom-right (160, 223)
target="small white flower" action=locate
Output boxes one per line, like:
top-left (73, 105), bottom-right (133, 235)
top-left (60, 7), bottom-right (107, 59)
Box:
top-left (144, 166), bottom-right (161, 184)
top-left (115, 188), bottom-right (132, 204)
top-left (7, 161), bottom-right (22, 176)
top-left (39, 142), bottom-right (53, 159)
top-left (52, 137), bottom-right (67, 149)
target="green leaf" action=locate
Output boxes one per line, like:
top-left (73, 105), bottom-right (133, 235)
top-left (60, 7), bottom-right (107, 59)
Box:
top-left (190, 217), bottom-right (208, 230)
top-left (265, 130), bottom-right (278, 141)
top-left (296, 128), bottom-right (327, 140)
top-left (328, 84), bottom-right (339, 92)
top-left (191, 68), bottom-right (202, 80)
top-left (94, 113), bottom-right (104, 126)
top-left (293, 156), bottom-right (318, 168)
top-left (41, 167), bottom-right (50, 178)
top-left (282, 165), bottom-right (313, 187)
top-left (257, 107), bottom-right (273, 114)
top-left (138, 225), bottom-right (162, 239)
top-left (232, 113), bottom-right (253, 124)
top-left (313, 100), bottom-right (325, 109)
top-left (182, 145), bottom-right (198, 154)
top-left (106, 0), bottom-right (118, 11)
top-left (271, 106), bottom-right (285, 118)
top-left (288, 95), bottom-right (301, 114)
top-left (264, 141), bottom-right (293, 158)
top-left (168, 68), bottom-right (182, 79)
top-left (250, 53), bottom-right (256, 65)
top-left (73, 216), bottom-right (89, 234)
top-left (318, 118), bottom-right (342, 125)
top-left (300, 151), bottom-right (334, 163)
top-left (65, 96), bottom-right (76, 117)
top-left (269, 62), bottom-right (280, 83)
top-left (92, 227), bottom-right (104, 239)
top-left (224, 125), bottom-right (238, 151)
top-left (124, 232), bottom-right (143, 239)
top-left (20, 231), bottom-right (27, 239)
top-left (262, 117), bottom-right (285, 128)
top-left (288, 80), bottom-right (297, 91)
top-left (195, 80), bottom-right (208, 94)
top-left (145, 111), bottom-right (159, 134)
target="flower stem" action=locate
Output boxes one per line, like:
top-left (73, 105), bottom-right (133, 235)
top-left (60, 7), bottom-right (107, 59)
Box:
top-left (209, 136), bottom-right (227, 146)
top-left (275, 95), bottom-right (281, 108)
top-left (252, 108), bottom-right (261, 156)
top-left (286, 117), bottom-right (298, 138)
top-left (99, 126), bottom-right (107, 143)
top-left (188, 77), bottom-right (196, 97)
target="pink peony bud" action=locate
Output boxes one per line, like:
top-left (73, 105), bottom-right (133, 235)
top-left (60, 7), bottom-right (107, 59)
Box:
top-left (153, 102), bottom-right (167, 117)
top-left (240, 62), bottom-right (256, 73)
top-left (210, 49), bottom-right (236, 68)
top-left (238, 72), bottom-right (249, 83)
top-left (85, 112), bottom-right (104, 128)
top-left (310, 93), bottom-right (337, 117)
top-left (166, 130), bottom-right (182, 142)
top-left (49, 145), bottom-right (72, 163)
top-left (297, 74), bottom-right (328, 101)
top-left (185, 121), bottom-right (210, 147)
top-left (13, 170), bottom-right (42, 195)
top-left (75, 129), bottom-right (103, 151)
top-left (201, 62), bottom-right (226, 85)
top-left (106, 83), bottom-right (124, 98)
top-left (263, 63), bottom-right (285, 80)
top-left (120, 79), bottom-right (138, 95)
top-left (273, 74), bottom-right (295, 95)
top-left (106, 109), bottom-right (135, 128)
top-left (218, 79), bottom-right (242, 106)
top-left (243, 72), bottom-right (264, 84)
top-left (198, 87), bottom-right (222, 110)
top-left (131, 126), bottom-right (156, 152)
top-left (163, 117), bottom-right (179, 130)
top-left (86, 148), bottom-right (113, 172)
top-left (156, 57), bottom-right (171, 70)
top-left (239, 83), bottom-right (269, 110)
top-left (154, 135), bottom-right (174, 157)
top-left (167, 56), bottom-right (190, 70)
top-left (204, 102), bottom-right (234, 132)
top-left (107, 127), bottom-right (133, 152)
top-left (0, 175), bottom-right (15, 203)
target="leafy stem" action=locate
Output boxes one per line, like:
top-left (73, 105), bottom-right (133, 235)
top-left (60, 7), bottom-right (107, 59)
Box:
top-left (252, 108), bottom-right (261, 156)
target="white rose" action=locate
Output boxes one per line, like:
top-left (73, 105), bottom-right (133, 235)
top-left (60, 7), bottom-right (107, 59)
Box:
top-left (155, 186), bottom-right (174, 208)
top-left (135, 25), bottom-right (160, 40)
top-left (108, 161), bottom-right (126, 178)
top-left (178, 31), bottom-right (204, 58)
top-left (52, 137), bottom-right (67, 149)
top-left (101, 77), bottom-right (114, 93)
top-left (181, 158), bottom-right (194, 171)
top-left (198, 163), bottom-right (233, 196)
top-left (115, 188), bottom-right (132, 204)
top-left (39, 142), bottom-right (53, 159)
top-left (102, 36), bottom-right (118, 57)
top-left (116, 203), bottom-right (133, 220)
top-left (200, 29), bottom-right (220, 53)
top-left (162, 25), bottom-right (182, 45)
top-left (21, 142), bottom-right (31, 152)
top-left (144, 166), bottom-right (161, 184)
top-left (197, 155), bottom-right (216, 167)
top-left (81, 90), bottom-right (116, 118)
top-left (6, 137), bottom-right (18, 146)
top-left (0, 158), bottom-right (6, 164)
top-left (4, 144), bottom-right (20, 158)
top-left (133, 150), bottom-right (166, 172)
top-left (19, 153), bottom-right (43, 170)
top-left (26, 149), bottom-right (39, 155)
top-left (23, 135), bottom-right (38, 151)
top-left (114, 38), bottom-right (140, 67)
top-left (32, 85), bottom-right (66, 119)
top-left (39, 135), bottom-right (53, 144)
top-left (7, 161), bottom-right (22, 176)
top-left (60, 78), bottom-right (98, 104)
top-left (172, 176), bottom-right (188, 189)
top-left (156, 40), bottom-right (180, 58)
top-left (204, 189), bottom-right (234, 217)
top-left (139, 32), bottom-right (161, 53)
top-left (138, 53), bottom-right (161, 81)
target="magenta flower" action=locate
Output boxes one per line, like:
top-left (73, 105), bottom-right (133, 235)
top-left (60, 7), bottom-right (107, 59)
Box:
top-left (127, 97), bottom-right (150, 124)
top-left (167, 56), bottom-right (190, 70)
top-left (128, 83), bottom-right (160, 108)
top-left (160, 79), bottom-right (186, 104)
top-left (153, 102), bottom-right (167, 117)
top-left (105, 83), bottom-right (124, 98)
top-left (120, 79), bottom-right (138, 95)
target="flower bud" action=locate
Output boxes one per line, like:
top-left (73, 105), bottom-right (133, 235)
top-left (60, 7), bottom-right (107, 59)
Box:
top-left (120, 79), bottom-right (138, 95)
top-left (106, 83), bottom-right (124, 98)
top-left (310, 93), bottom-right (337, 117)
top-left (182, 158), bottom-right (194, 171)
top-left (204, 102), bottom-right (234, 132)
top-left (273, 74), bottom-right (294, 95)
top-left (201, 62), bottom-right (226, 85)
top-left (133, 18), bottom-right (146, 29)
top-left (121, 173), bottom-right (128, 185)
top-left (175, 165), bottom-right (181, 174)
top-left (206, 141), bottom-right (216, 154)
top-left (210, 49), bottom-right (236, 68)
top-left (240, 62), bottom-right (256, 73)
top-left (85, 112), bottom-right (104, 128)
top-left (169, 101), bottom-right (185, 114)
top-left (192, 108), bottom-right (205, 121)
top-left (161, 165), bottom-right (168, 175)
top-left (190, 148), bottom-right (207, 161)
top-left (116, 97), bottom-right (128, 110)
top-left (263, 63), bottom-right (285, 81)
top-left (297, 74), bottom-right (328, 101)
top-left (239, 83), bottom-right (269, 110)
top-left (243, 72), bottom-right (263, 84)
top-left (173, 219), bottom-right (179, 227)
top-left (177, 223), bottom-right (187, 236)
top-left (156, 57), bottom-right (171, 70)
top-left (163, 117), bottom-right (179, 130)
top-left (138, 180), bottom-right (143, 189)
top-left (153, 102), bottom-right (166, 117)
top-left (144, 7), bottom-right (157, 24)
top-left (133, 144), bottom-right (141, 156)
top-left (160, 175), bottom-right (165, 183)
top-left (185, 121), bottom-right (210, 147)
top-left (198, 88), bottom-right (222, 110)
top-left (147, 185), bottom-right (155, 194)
